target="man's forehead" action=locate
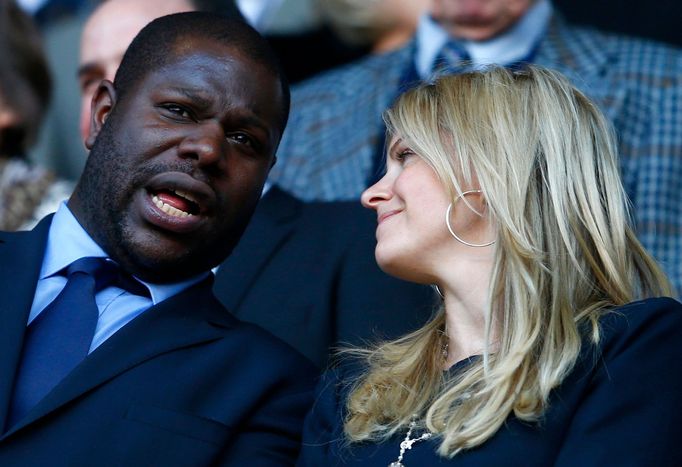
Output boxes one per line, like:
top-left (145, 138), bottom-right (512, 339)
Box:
top-left (126, 39), bottom-right (274, 95)
top-left (144, 45), bottom-right (268, 93)
top-left (79, 0), bottom-right (195, 64)
top-left (160, 39), bottom-right (259, 78)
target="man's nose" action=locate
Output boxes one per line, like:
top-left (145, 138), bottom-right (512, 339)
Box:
top-left (177, 121), bottom-right (225, 167)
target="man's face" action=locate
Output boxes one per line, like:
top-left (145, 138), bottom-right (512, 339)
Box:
top-left (430, 0), bottom-right (535, 41)
top-left (69, 38), bottom-right (284, 283)
top-left (77, 0), bottom-right (194, 142)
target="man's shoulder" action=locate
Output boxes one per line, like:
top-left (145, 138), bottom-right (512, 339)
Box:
top-left (548, 18), bottom-right (682, 74)
top-left (0, 215), bottom-right (51, 254)
top-left (213, 307), bottom-right (317, 373)
top-left (164, 282), bottom-right (314, 373)
top-left (290, 42), bottom-right (414, 103)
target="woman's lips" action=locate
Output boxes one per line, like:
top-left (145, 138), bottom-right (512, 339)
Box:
top-left (377, 210), bottom-right (402, 224)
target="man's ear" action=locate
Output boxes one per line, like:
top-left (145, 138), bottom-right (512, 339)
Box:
top-left (85, 80), bottom-right (117, 150)
top-left (0, 107), bottom-right (19, 130)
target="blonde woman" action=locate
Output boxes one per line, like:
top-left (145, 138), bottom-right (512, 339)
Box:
top-left (297, 66), bottom-right (682, 466)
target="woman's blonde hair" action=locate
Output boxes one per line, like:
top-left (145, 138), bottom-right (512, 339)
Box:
top-left (344, 66), bottom-right (671, 457)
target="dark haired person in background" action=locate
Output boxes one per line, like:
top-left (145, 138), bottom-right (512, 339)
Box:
top-left (0, 0), bottom-right (71, 230)
top-left (0, 12), bottom-right (314, 465)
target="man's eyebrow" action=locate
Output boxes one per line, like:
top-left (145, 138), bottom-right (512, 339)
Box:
top-left (167, 86), bottom-right (274, 137)
top-left (236, 114), bottom-right (272, 137)
top-left (167, 86), bottom-right (214, 109)
top-left (77, 62), bottom-right (101, 79)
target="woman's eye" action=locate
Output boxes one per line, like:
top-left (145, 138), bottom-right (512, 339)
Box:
top-left (395, 149), bottom-right (414, 162)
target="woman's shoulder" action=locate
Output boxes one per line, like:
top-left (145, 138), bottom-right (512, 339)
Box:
top-left (586, 296), bottom-right (682, 369)
top-left (551, 297), bottom-right (682, 466)
top-left (598, 297), bottom-right (682, 342)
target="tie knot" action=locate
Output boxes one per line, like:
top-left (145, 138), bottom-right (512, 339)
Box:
top-left (66, 257), bottom-right (110, 276)
top-left (432, 40), bottom-right (471, 76)
top-left (65, 257), bottom-right (119, 292)
top-left (65, 257), bottom-right (150, 297)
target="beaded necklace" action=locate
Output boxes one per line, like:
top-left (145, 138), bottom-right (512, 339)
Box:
top-left (388, 418), bottom-right (433, 467)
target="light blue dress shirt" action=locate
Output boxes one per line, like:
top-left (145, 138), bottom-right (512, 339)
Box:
top-left (415, 0), bottom-right (552, 78)
top-left (29, 203), bottom-right (209, 353)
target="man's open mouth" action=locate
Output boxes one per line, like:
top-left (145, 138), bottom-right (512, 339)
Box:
top-left (139, 171), bottom-right (217, 233)
top-left (150, 189), bottom-right (201, 218)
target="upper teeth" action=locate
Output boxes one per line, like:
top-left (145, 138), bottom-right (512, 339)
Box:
top-left (152, 195), bottom-right (193, 218)
top-left (173, 189), bottom-right (198, 204)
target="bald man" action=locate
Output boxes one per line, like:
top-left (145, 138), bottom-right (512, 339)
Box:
top-left (77, 0), bottom-right (195, 141)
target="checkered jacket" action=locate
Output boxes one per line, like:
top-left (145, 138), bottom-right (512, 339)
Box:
top-left (271, 15), bottom-right (682, 294)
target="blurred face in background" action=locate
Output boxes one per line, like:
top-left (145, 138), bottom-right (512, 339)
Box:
top-left (77, 0), bottom-right (194, 143)
top-left (0, 89), bottom-right (19, 154)
top-left (430, 0), bottom-right (535, 41)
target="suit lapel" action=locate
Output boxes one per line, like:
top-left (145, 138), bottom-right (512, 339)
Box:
top-left (2, 278), bottom-right (237, 438)
top-left (0, 217), bottom-right (52, 431)
top-left (213, 186), bottom-right (300, 312)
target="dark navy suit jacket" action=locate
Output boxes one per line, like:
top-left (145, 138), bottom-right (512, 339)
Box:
top-left (214, 186), bottom-right (436, 368)
top-left (0, 217), bottom-right (316, 466)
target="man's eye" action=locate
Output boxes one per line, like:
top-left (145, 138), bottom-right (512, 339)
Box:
top-left (81, 80), bottom-right (97, 92)
top-left (162, 104), bottom-right (193, 119)
top-left (227, 133), bottom-right (254, 147)
top-left (79, 76), bottom-right (102, 94)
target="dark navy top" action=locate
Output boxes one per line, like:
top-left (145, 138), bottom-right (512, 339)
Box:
top-left (297, 297), bottom-right (682, 466)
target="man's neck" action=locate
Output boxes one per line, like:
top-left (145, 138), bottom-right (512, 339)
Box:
top-left (42, 203), bottom-right (209, 305)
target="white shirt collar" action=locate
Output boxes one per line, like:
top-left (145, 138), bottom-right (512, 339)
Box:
top-left (415, 0), bottom-right (552, 78)
top-left (236, 0), bottom-right (284, 32)
top-left (261, 180), bottom-right (272, 197)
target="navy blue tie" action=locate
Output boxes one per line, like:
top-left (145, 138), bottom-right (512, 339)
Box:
top-left (432, 40), bottom-right (472, 77)
top-left (7, 257), bottom-right (117, 427)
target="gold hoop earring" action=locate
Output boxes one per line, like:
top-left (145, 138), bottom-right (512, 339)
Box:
top-left (445, 190), bottom-right (495, 248)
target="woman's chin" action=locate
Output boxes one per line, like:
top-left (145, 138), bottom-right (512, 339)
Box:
top-left (376, 256), bottom-right (433, 285)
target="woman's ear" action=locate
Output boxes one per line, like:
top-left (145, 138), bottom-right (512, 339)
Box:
top-left (85, 80), bottom-right (117, 150)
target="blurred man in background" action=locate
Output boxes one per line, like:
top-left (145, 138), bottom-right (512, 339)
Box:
top-left (271, 0), bottom-right (682, 294)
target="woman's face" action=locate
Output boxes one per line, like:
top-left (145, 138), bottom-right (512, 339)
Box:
top-left (361, 135), bottom-right (452, 283)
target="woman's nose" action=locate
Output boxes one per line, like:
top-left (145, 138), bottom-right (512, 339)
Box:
top-left (361, 174), bottom-right (392, 210)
